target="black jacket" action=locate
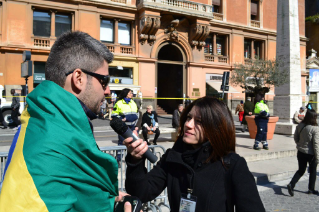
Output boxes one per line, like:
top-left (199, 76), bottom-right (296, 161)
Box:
top-left (142, 111), bottom-right (158, 128)
top-left (172, 109), bottom-right (181, 128)
top-left (125, 139), bottom-right (265, 212)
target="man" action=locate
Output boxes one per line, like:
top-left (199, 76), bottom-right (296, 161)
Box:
top-left (293, 106), bottom-right (306, 124)
top-left (172, 104), bottom-right (184, 129)
top-left (242, 97), bottom-right (254, 132)
top-left (0, 31), bottom-right (126, 211)
top-left (10, 89), bottom-right (20, 129)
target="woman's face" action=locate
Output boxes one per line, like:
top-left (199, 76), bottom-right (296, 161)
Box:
top-left (146, 107), bottom-right (152, 113)
top-left (126, 90), bottom-right (133, 98)
top-left (183, 106), bottom-right (205, 148)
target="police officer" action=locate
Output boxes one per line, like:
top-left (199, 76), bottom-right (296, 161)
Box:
top-left (111, 88), bottom-right (138, 166)
top-left (254, 93), bottom-right (270, 150)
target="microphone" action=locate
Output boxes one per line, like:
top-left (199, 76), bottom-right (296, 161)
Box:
top-left (110, 117), bottom-right (158, 163)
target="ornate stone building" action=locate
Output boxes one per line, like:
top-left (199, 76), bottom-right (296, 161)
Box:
top-left (0, 0), bottom-right (307, 113)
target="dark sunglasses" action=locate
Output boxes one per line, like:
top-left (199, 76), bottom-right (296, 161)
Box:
top-left (66, 69), bottom-right (110, 90)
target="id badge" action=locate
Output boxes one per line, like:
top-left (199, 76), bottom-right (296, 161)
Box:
top-left (179, 193), bottom-right (197, 212)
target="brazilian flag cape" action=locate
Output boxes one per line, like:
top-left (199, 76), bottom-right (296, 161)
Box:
top-left (0, 81), bottom-right (118, 211)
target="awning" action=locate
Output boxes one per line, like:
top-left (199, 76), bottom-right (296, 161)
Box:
top-left (212, 0), bottom-right (221, 6)
top-left (251, 2), bottom-right (258, 15)
top-left (108, 83), bottom-right (141, 92)
top-left (206, 81), bottom-right (240, 93)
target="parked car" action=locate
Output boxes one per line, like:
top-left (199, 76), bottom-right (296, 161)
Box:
top-left (0, 85), bottom-right (25, 126)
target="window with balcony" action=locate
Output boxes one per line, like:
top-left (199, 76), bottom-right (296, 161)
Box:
top-left (55, 14), bottom-right (72, 37)
top-left (33, 10), bottom-right (72, 37)
top-left (212, 0), bottom-right (223, 21)
top-left (33, 11), bottom-right (51, 37)
top-left (244, 39), bottom-right (264, 62)
top-left (250, 0), bottom-right (260, 28)
top-left (100, 18), bottom-right (133, 54)
top-left (204, 34), bottom-right (228, 63)
top-left (100, 20), bottom-right (114, 43)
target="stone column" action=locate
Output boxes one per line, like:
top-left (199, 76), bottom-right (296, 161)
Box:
top-left (274, 0), bottom-right (302, 134)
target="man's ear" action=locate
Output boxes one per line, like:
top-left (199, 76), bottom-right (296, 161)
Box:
top-left (71, 69), bottom-right (86, 94)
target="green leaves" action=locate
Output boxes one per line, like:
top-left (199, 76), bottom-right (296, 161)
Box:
top-left (231, 59), bottom-right (289, 95)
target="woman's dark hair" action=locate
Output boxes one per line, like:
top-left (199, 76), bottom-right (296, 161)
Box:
top-left (118, 88), bottom-right (132, 100)
top-left (302, 109), bottom-right (318, 126)
top-left (254, 93), bottom-right (264, 105)
top-left (178, 97), bottom-right (236, 162)
top-left (240, 100), bottom-right (243, 104)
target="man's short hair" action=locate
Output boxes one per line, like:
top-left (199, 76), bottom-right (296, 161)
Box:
top-left (45, 31), bottom-right (113, 87)
top-left (178, 104), bottom-right (184, 108)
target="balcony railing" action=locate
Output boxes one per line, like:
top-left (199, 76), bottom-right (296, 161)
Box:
top-left (110, 0), bottom-right (126, 3)
top-left (139, 0), bottom-right (213, 18)
top-left (251, 20), bottom-right (260, 28)
top-left (120, 46), bottom-right (133, 54)
top-left (33, 37), bottom-right (50, 48)
top-left (103, 43), bottom-right (134, 55)
top-left (212, 12), bottom-right (223, 21)
top-left (218, 56), bottom-right (228, 63)
top-left (205, 55), bottom-right (214, 62)
top-left (205, 54), bottom-right (228, 64)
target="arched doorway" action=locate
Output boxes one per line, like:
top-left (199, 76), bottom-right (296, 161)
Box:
top-left (156, 42), bottom-right (186, 114)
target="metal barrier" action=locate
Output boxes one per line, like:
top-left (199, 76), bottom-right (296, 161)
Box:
top-left (0, 145), bottom-right (170, 212)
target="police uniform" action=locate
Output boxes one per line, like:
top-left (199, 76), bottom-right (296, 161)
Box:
top-left (254, 100), bottom-right (270, 150)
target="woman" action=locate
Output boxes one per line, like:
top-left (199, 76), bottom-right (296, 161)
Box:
top-left (141, 105), bottom-right (160, 145)
top-left (123, 97), bottom-right (265, 212)
top-left (235, 100), bottom-right (244, 124)
top-left (253, 94), bottom-right (270, 150)
top-left (111, 88), bottom-right (138, 165)
top-left (287, 109), bottom-right (319, 196)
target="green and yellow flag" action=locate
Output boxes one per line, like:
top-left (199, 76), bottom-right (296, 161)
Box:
top-left (0, 81), bottom-right (118, 211)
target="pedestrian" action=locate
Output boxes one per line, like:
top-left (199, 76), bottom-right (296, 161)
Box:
top-left (287, 109), bottom-right (319, 196)
top-left (253, 93), bottom-right (270, 150)
top-left (134, 91), bottom-right (143, 129)
top-left (141, 105), bottom-right (160, 145)
top-left (111, 88), bottom-right (138, 165)
top-left (100, 98), bottom-right (107, 119)
top-left (0, 99), bottom-right (8, 129)
top-left (235, 100), bottom-right (244, 124)
top-left (0, 31), bottom-right (128, 211)
top-left (293, 106), bottom-right (306, 124)
top-left (123, 97), bottom-right (265, 212)
top-left (172, 104), bottom-right (184, 130)
top-left (184, 96), bottom-right (192, 108)
top-left (10, 89), bottom-right (20, 129)
top-left (242, 97), bottom-right (254, 132)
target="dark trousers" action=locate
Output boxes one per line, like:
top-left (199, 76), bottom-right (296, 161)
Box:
top-left (255, 118), bottom-right (268, 142)
top-left (290, 151), bottom-right (318, 191)
top-left (142, 127), bottom-right (160, 144)
top-left (0, 109), bottom-right (8, 128)
top-left (117, 125), bottom-right (136, 161)
top-left (11, 109), bottom-right (20, 127)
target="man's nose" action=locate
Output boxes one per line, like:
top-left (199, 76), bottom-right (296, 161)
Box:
top-left (104, 86), bottom-right (110, 95)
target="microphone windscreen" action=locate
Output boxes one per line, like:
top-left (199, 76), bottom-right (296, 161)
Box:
top-left (110, 117), bottom-right (128, 135)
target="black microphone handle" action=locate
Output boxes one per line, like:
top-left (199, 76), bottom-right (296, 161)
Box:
top-left (122, 129), bottom-right (158, 163)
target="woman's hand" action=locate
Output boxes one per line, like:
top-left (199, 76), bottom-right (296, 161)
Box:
top-left (123, 137), bottom-right (148, 160)
top-left (115, 191), bottom-right (128, 203)
top-left (122, 118), bottom-right (126, 122)
top-left (146, 126), bottom-right (151, 131)
top-left (123, 128), bottom-right (148, 160)
top-left (152, 127), bottom-right (156, 131)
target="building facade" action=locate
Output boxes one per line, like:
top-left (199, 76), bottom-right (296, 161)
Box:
top-left (0, 0), bottom-right (307, 113)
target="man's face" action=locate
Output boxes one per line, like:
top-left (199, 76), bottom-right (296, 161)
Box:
top-left (178, 106), bottom-right (184, 112)
top-left (79, 61), bottom-right (110, 114)
top-left (300, 109), bottom-right (304, 113)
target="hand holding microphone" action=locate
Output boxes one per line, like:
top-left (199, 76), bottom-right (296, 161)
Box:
top-left (110, 117), bottom-right (158, 163)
